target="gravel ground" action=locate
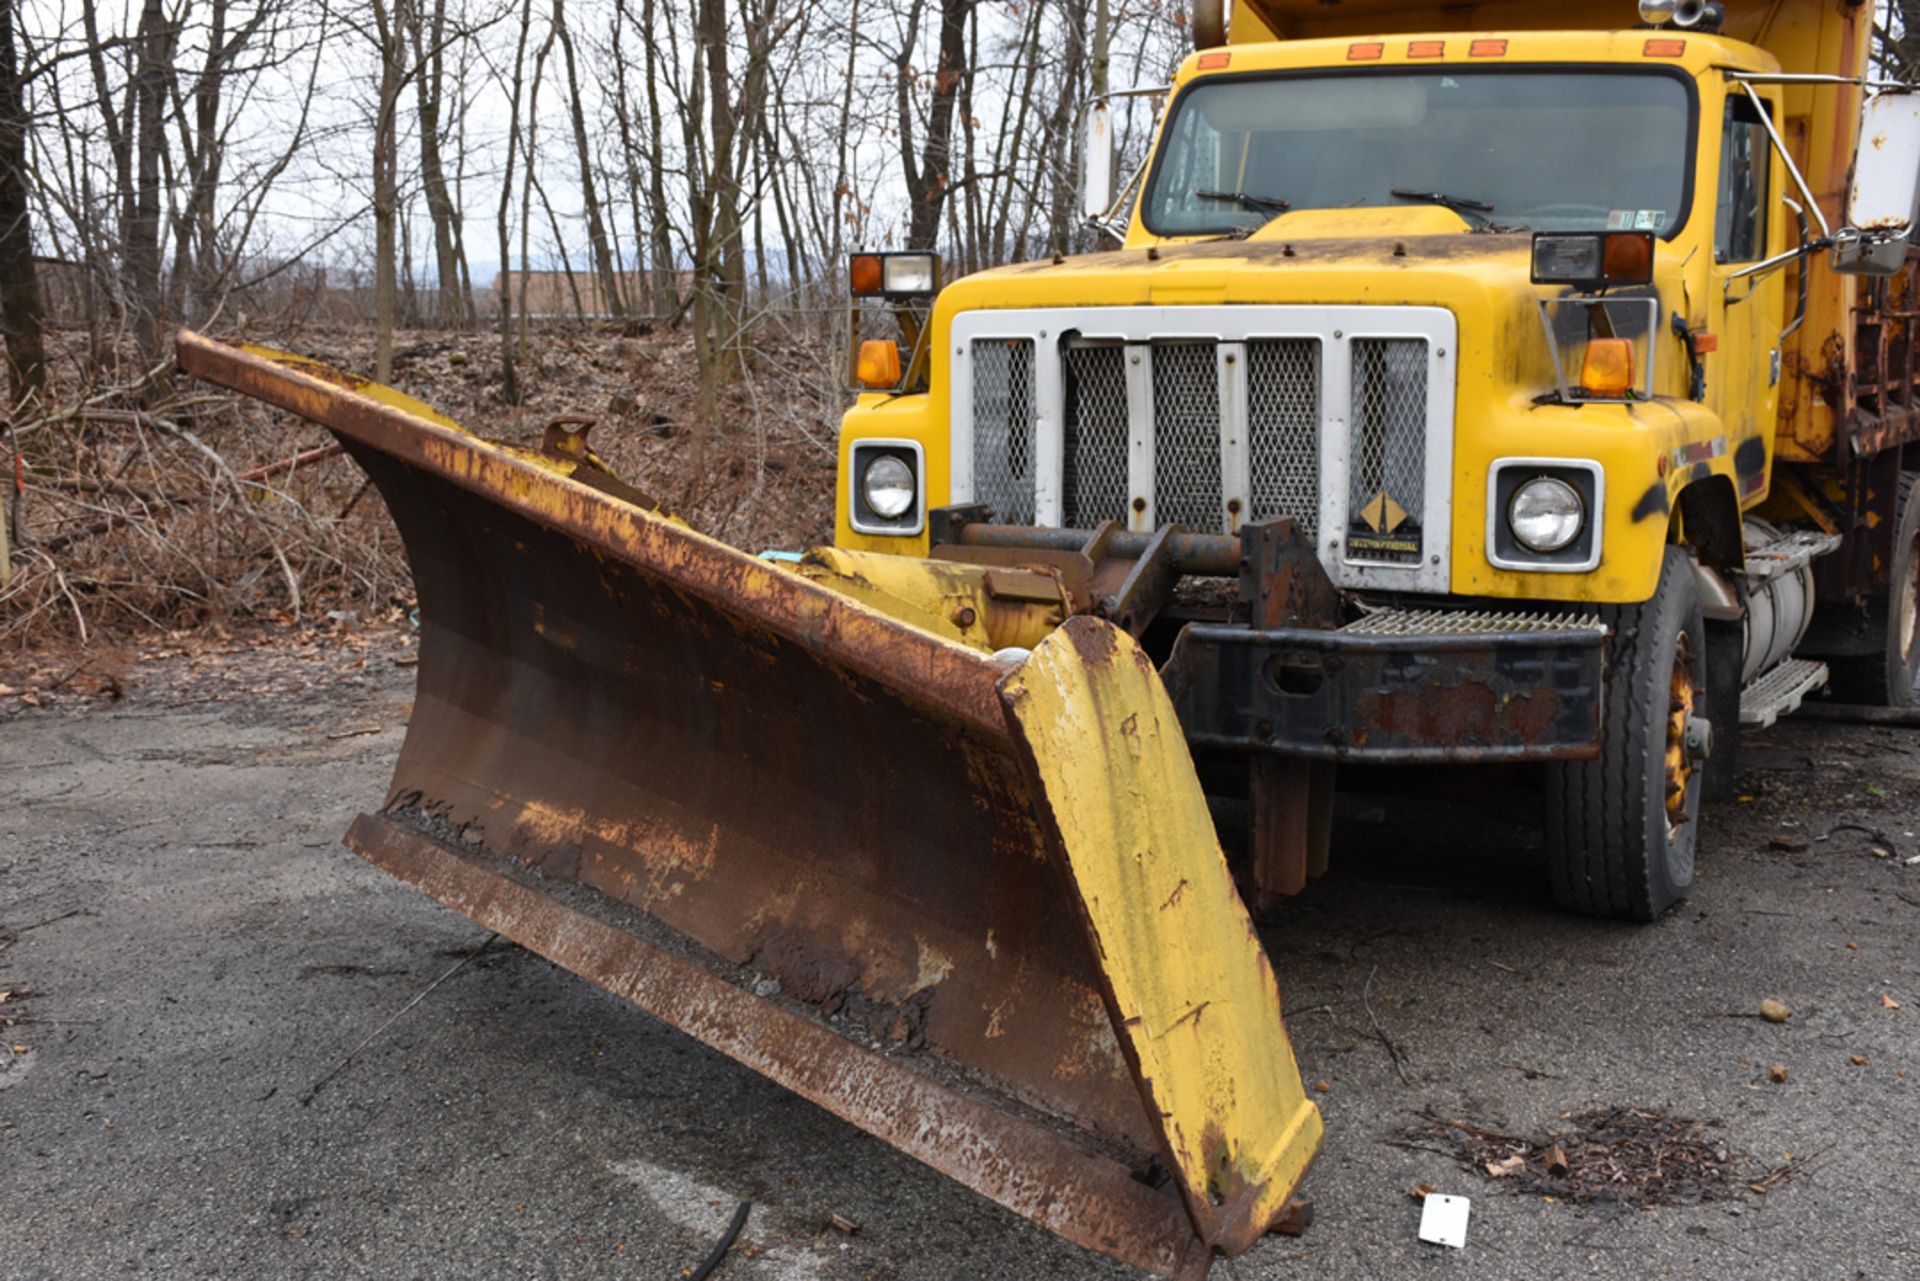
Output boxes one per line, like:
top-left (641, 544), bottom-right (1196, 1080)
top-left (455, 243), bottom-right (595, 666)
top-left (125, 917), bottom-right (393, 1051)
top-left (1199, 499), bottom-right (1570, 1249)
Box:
top-left (2, 638), bottom-right (1916, 1280)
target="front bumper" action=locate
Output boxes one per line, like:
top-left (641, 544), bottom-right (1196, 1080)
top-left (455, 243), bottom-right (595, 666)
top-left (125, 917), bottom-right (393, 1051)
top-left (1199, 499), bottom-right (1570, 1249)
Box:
top-left (1163, 608), bottom-right (1608, 764)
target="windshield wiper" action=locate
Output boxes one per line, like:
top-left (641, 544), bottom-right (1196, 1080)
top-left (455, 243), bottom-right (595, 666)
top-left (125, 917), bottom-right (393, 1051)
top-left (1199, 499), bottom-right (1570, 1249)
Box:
top-left (1194, 187), bottom-right (1290, 214)
top-left (1389, 187), bottom-right (1497, 225)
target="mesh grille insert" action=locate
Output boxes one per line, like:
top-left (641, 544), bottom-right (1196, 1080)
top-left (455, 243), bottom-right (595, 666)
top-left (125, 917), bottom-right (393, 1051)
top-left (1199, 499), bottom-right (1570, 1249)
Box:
top-left (1347, 338), bottom-right (1428, 562)
top-left (1063, 344), bottom-right (1130, 528)
top-left (1247, 338), bottom-right (1321, 537)
top-left (971, 339), bottom-right (1037, 524)
top-left (1150, 342), bottom-right (1222, 531)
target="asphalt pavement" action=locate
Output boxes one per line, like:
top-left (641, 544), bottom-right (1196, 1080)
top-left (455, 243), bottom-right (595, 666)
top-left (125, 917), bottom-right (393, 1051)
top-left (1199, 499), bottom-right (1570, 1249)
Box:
top-left (2, 640), bottom-right (1916, 1280)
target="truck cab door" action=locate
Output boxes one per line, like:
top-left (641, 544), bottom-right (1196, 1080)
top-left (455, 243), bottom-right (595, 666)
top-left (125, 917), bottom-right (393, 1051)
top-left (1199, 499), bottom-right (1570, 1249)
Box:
top-left (1708, 89), bottom-right (1786, 503)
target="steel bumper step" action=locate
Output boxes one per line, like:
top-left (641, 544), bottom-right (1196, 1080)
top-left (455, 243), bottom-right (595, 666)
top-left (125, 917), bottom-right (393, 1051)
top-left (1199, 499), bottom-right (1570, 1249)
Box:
top-left (1341, 606), bottom-right (1607, 638)
top-left (1740, 657), bottom-right (1829, 728)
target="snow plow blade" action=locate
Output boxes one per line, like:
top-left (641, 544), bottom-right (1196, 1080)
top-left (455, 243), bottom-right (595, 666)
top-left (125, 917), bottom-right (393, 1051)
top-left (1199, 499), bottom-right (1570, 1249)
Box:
top-left (175, 330), bottom-right (1322, 1279)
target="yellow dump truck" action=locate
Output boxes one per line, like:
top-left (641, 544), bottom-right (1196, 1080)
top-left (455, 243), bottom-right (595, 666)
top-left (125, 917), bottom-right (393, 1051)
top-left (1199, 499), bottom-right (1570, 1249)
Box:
top-left (177, 1), bottom-right (1920, 1276)
top-left (841, 0), bottom-right (1920, 922)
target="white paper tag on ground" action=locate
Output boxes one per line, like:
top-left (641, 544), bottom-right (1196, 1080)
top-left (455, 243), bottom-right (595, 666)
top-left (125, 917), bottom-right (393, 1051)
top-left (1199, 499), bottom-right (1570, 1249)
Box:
top-left (1418, 1193), bottom-right (1471, 1248)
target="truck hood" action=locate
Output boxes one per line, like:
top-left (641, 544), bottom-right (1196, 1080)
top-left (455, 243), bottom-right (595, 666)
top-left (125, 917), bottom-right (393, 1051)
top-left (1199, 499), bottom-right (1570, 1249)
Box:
top-left (933, 213), bottom-right (1588, 399)
top-left (941, 213), bottom-right (1535, 315)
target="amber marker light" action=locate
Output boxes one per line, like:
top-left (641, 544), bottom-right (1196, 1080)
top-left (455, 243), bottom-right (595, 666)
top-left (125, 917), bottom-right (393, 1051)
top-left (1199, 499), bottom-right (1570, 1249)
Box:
top-left (1643, 38), bottom-right (1686, 57)
top-left (1348, 42), bottom-right (1384, 60)
top-left (1602, 231), bottom-right (1655, 283)
top-left (1408, 40), bottom-right (1444, 58)
top-left (1469, 39), bottom-right (1508, 57)
top-left (850, 254), bottom-right (884, 296)
top-left (1197, 51), bottom-right (1231, 69)
top-left (855, 339), bottom-right (902, 389)
top-left (1580, 337), bottom-right (1636, 399)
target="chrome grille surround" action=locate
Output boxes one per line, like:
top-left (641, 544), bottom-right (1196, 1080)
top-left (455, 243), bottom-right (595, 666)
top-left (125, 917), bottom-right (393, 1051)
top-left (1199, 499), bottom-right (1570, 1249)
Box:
top-left (951, 307), bottom-right (1457, 593)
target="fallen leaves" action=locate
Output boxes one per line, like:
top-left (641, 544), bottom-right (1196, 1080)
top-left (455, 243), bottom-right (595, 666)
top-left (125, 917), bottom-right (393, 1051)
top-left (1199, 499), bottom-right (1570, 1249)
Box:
top-left (1412, 1107), bottom-right (1752, 1207)
top-left (1884, 994), bottom-right (1903, 1010)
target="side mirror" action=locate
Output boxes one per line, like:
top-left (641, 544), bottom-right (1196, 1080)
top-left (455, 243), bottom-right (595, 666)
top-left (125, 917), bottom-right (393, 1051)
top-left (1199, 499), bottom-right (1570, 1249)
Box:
top-left (1837, 90), bottom-right (1920, 275)
top-left (1081, 101), bottom-right (1116, 223)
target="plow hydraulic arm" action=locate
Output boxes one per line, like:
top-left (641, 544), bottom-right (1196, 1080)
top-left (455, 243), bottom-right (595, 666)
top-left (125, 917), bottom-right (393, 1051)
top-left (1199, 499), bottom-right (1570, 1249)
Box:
top-left (175, 331), bottom-right (1322, 1278)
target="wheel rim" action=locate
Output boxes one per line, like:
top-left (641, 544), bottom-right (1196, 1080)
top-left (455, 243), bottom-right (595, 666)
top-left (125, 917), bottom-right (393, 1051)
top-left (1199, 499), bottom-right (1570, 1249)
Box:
top-left (1663, 630), bottom-right (1700, 844)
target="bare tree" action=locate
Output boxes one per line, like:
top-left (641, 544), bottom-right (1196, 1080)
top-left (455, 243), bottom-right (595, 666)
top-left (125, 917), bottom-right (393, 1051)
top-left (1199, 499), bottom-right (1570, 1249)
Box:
top-left (0, 0), bottom-right (44, 410)
top-left (412, 0), bottom-right (474, 326)
top-left (494, 0), bottom-right (535, 401)
top-left (554, 0), bottom-right (622, 321)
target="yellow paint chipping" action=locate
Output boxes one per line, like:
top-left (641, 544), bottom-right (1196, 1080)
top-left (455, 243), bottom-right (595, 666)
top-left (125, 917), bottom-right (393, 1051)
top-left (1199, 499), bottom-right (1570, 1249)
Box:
top-left (1000, 617), bottom-right (1321, 1252)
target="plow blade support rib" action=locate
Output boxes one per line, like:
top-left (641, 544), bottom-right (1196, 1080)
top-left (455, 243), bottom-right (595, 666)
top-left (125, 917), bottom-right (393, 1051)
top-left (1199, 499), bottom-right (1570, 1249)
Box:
top-left (174, 330), bottom-right (1321, 1278)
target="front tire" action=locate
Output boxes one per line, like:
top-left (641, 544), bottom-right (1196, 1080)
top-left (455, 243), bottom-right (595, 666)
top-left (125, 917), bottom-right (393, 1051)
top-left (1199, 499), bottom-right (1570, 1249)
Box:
top-left (1546, 546), bottom-right (1706, 921)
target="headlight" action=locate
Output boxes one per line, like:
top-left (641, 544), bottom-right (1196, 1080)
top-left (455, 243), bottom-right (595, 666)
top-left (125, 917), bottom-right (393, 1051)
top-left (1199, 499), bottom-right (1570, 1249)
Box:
top-left (882, 254), bottom-right (938, 295)
top-left (1509, 477), bottom-right (1585, 553)
top-left (861, 454), bottom-right (916, 519)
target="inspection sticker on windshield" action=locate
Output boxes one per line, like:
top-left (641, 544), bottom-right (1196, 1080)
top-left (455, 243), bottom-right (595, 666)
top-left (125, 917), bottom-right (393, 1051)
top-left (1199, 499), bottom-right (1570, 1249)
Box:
top-left (1607, 210), bottom-right (1666, 231)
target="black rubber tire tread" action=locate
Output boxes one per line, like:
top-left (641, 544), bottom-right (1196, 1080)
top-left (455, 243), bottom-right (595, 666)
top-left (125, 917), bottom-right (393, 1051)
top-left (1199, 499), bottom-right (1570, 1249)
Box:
top-left (1825, 472), bottom-right (1920, 708)
top-left (1545, 546), bottom-right (1704, 921)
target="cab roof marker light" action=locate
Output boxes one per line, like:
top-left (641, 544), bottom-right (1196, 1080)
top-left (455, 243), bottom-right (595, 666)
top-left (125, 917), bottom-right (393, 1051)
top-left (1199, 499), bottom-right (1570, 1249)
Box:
top-left (1197, 51), bottom-right (1230, 70)
top-left (1643, 38), bottom-right (1687, 57)
top-left (1408, 40), bottom-right (1444, 58)
top-left (1469, 39), bottom-right (1508, 57)
top-left (1347, 42), bottom-right (1384, 61)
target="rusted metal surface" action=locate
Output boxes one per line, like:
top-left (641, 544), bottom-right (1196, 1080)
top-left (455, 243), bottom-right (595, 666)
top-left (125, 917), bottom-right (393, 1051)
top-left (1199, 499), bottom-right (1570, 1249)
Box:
top-left (1000, 618), bottom-right (1323, 1257)
top-left (1239, 518), bottom-right (1339, 631)
top-left (1248, 757), bottom-right (1319, 911)
top-left (1848, 255), bottom-right (1920, 460)
top-left (1164, 624), bottom-right (1606, 762)
top-left (176, 330), bottom-right (1318, 1278)
top-left (346, 813), bottom-right (1211, 1281)
top-left (936, 510), bottom-right (1243, 577)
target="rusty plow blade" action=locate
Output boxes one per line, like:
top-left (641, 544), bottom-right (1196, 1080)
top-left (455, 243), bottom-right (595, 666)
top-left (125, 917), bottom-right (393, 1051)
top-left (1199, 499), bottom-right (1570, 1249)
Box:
top-left (176, 330), bottom-right (1322, 1278)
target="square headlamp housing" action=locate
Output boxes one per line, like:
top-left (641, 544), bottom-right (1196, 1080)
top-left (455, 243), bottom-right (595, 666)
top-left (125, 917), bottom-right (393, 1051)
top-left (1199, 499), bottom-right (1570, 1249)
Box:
top-left (850, 252), bottom-right (941, 300)
top-left (1486, 458), bottom-right (1605, 573)
top-left (1531, 231), bottom-right (1654, 291)
top-left (848, 439), bottom-right (925, 536)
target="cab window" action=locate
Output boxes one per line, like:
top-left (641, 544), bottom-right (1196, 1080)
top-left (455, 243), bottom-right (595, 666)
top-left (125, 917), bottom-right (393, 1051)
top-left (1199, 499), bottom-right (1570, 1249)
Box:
top-left (1716, 95), bottom-right (1770, 263)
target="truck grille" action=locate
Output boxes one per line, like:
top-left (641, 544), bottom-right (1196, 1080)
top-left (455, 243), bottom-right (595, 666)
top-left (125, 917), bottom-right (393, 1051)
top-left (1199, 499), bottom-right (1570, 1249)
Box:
top-left (1247, 339), bottom-right (1321, 538)
top-left (1062, 344), bottom-right (1128, 528)
top-left (1346, 338), bottom-right (1428, 564)
top-left (956, 306), bottom-right (1455, 593)
top-left (970, 338), bottom-right (1037, 525)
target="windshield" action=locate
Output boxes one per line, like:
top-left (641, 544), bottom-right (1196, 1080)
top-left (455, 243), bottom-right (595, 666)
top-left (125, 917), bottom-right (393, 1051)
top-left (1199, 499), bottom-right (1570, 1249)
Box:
top-left (1144, 69), bottom-right (1695, 237)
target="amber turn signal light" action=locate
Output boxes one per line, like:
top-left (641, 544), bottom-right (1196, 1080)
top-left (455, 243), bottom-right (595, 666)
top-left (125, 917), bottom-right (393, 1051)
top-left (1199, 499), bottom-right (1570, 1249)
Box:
top-left (855, 339), bottom-right (902, 389)
top-left (1602, 232), bottom-right (1654, 282)
top-left (1579, 337), bottom-right (1636, 399)
top-left (850, 254), bottom-right (884, 296)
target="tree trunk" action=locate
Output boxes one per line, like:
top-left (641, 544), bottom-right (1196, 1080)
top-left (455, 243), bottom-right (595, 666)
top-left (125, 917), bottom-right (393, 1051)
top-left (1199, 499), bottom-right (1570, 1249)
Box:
top-left (639, 0), bottom-right (678, 320)
top-left (556, 0), bottom-right (624, 320)
top-left (371, 0), bottom-right (405, 382)
top-left (496, 0), bottom-right (535, 403)
top-left (413, 0), bottom-right (467, 327)
top-left (127, 0), bottom-right (172, 369)
top-left (0, 0), bottom-right (45, 411)
top-left (905, 0), bottom-right (972, 249)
